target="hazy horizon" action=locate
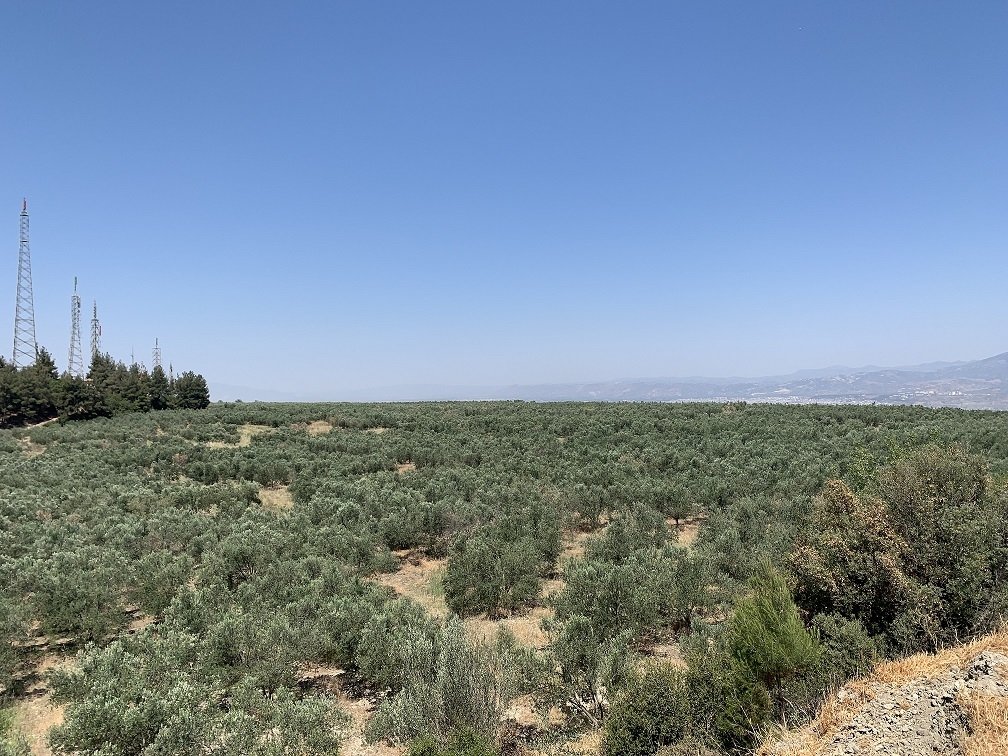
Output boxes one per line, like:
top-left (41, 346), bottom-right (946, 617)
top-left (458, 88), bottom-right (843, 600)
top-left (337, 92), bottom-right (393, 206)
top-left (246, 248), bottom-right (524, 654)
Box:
top-left (4, 2), bottom-right (1006, 395)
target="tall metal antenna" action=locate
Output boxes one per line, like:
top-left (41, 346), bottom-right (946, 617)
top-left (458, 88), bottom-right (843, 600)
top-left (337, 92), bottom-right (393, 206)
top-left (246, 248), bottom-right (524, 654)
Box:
top-left (12, 199), bottom-right (37, 366)
top-left (67, 277), bottom-right (84, 377)
top-left (90, 300), bottom-right (101, 362)
top-left (152, 338), bottom-right (162, 370)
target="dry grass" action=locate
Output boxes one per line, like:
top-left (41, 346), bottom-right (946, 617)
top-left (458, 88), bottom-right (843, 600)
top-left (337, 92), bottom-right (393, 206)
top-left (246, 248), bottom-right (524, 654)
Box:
top-left (206, 423), bottom-right (272, 449)
top-left (870, 632), bottom-right (1008, 685)
top-left (365, 427), bottom-right (389, 435)
top-left (306, 420), bottom-right (333, 436)
top-left (559, 527), bottom-right (602, 564)
top-left (10, 655), bottom-right (74, 756)
top-left (757, 630), bottom-right (1008, 756)
top-left (466, 607), bottom-right (553, 649)
top-left (565, 728), bottom-right (602, 755)
top-left (18, 437), bottom-right (45, 458)
top-left (372, 556), bottom-right (449, 618)
top-left (258, 485), bottom-right (295, 513)
top-left (395, 461), bottom-right (416, 475)
top-left (959, 691), bottom-right (1008, 756)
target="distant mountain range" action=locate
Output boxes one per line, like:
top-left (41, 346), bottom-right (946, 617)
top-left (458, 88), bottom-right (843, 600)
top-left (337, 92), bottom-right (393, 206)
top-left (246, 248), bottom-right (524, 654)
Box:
top-left (211, 352), bottom-right (1008, 410)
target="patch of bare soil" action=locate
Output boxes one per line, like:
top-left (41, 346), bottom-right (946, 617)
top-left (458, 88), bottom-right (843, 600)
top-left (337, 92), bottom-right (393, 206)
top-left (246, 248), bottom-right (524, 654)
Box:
top-left (759, 631), bottom-right (1008, 756)
top-left (372, 555), bottom-right (449, 618)
top-left (372, 554), bottom-right (554, 648)
top-left (306, 420), bottom-right (333, 436)
top-left (297, 666), bottom-right (402, 756)
top-left (365, 427), bottom-right (389, 434)
top-left (565, 728), bottom-right (602, 755)
top-left (206, 424), bottom-right (272, 449)
top-left (466, 607), bottom-right (554, 650)
top-left (639, 641), bottom-right (687, 670)
top-left (258, 485), bottom-right (294, 513)
top-left (10, 654), bottom-right (73, 756)
top-left (395, 461), bottom-right (416, 475)
top-left (667, 516), bottom-right (705, 547)
top-left (18, 437), bottom-right (45, 458)
top-left (559, 528), bottom-right (599, 565)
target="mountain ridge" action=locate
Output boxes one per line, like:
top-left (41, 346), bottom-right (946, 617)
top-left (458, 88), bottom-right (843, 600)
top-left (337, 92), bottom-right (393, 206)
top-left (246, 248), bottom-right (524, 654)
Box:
top-left (211, 352), bottom-right (1008, 409)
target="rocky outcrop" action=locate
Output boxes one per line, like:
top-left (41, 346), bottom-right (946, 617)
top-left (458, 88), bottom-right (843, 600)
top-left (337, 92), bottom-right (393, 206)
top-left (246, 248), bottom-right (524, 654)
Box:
top-left (761, 635), bottom-right (1008, 756)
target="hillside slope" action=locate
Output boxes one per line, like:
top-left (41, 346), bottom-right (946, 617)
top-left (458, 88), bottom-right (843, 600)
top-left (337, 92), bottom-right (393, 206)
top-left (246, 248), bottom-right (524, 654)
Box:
top-left (760, 632), bottom-right (1008, 756)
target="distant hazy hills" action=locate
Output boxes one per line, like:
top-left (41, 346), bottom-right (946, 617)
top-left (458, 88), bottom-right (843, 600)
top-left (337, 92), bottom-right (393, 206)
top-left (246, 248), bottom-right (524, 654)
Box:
top-left (489, 353), bottom-right (1008, 408)
top-left (211, 352), bottom-right (1008, 409)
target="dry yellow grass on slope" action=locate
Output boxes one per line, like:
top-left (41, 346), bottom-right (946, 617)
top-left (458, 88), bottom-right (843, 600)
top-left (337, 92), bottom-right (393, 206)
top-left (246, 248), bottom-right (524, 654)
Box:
top-left (758, 630), bottom-right (1008, 756)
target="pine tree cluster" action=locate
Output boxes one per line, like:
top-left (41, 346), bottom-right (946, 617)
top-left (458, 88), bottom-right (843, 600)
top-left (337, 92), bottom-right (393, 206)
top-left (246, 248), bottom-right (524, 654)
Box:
top-left (0, 347), bottom-right (210, 427)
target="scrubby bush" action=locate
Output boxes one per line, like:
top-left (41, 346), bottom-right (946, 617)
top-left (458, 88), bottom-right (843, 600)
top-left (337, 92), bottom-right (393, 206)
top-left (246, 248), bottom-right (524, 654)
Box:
top-left (792, 445), bottom-right (1008, 653)
top-left (443, 534), bottom-right (542, 617)
top-left (601, 663), bottom-right (692, 756)
top-left (409, 728), bottom-right (498, 756)
top-left (366, 618), bottom-right (516, 745)
top-left (778, 613), bottom-right (880, 724)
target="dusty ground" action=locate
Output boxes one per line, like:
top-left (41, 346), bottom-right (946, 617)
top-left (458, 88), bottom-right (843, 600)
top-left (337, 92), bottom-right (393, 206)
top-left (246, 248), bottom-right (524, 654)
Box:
top-left (372, 555), bottom-right (449, 618)
top-left (297, 665), bottom-right (402, 756)
top-left (18, 437), bottom-right (45, 458)
top-left (365, 427), bottom-right (389, 434)
top-left (10, 655), bottom-right (72, 756)
top-left (206, 423), bottom-right (272, 449)
top-left (372, 554), bottom-right (554, 648)
top-left (675, 518), bottom-right (702, 547)
top-left (760, 631), bottom-right (1008, 756)
top-left (338, 692), bottom-right (402, 756)
top-left (306, 420), bottom-right (333, 436)
top-left (258, 485), bottom-right (295, 512)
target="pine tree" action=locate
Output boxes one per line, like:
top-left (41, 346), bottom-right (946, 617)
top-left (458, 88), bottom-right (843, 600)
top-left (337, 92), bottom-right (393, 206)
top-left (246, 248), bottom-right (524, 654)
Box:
top-left (149, 365), bottom-right (170, 410)
top-left (174, 371), bottom-right (210, 409)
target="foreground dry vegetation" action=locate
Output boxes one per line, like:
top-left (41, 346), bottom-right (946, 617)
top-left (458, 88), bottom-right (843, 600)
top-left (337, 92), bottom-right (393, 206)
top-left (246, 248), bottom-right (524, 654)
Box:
top-left (2, 401), bottom-right (1008, 756)
top-left (761, 630), bottom-right (1008, 756)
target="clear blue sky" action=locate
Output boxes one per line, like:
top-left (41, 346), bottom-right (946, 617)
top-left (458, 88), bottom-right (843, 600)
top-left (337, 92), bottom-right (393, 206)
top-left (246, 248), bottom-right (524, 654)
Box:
top-left (2, 2), bottom-right (1006, 396)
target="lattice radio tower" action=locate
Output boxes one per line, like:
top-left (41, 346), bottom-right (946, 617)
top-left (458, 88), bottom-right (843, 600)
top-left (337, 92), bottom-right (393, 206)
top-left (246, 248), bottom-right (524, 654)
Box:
top-left (67, 277), bottom-right (84, 377)
top-left (12, 199), bottom-right (37, 366)
top-left (90, 300), bottom-right (101, 362)
top-left (152, 338), bottom-right (162, 370)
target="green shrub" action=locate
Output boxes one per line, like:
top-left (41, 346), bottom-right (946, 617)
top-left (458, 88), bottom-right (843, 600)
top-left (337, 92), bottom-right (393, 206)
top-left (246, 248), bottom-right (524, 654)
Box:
top-left (444, 534), bottom-right (543, 617)
top-left (792, 446), bottom-right (1007, 653)
top-left (681, 639), bottom-right (770, 752)
top-left (601, 663), bottom-right (692, 756)
top-left (779, 613), bottom-right (880, 724)
top-left (409, 727), bottom-right (498, 756)
top-left (728, 559), bottom-right (820, 707)
top-left (366, 617), bottom-right (515, 745)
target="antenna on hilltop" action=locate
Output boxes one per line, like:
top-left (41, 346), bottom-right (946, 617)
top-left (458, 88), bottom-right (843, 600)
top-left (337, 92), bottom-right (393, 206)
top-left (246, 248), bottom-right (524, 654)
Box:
top-left (90, 300), bottom-right (101, 362)
top-left (12, 199), bottom-right (37, 366)
top-left (152, 338), bottom-right (162, 370)
top-left (67, 277), bottom-right (84, 377)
